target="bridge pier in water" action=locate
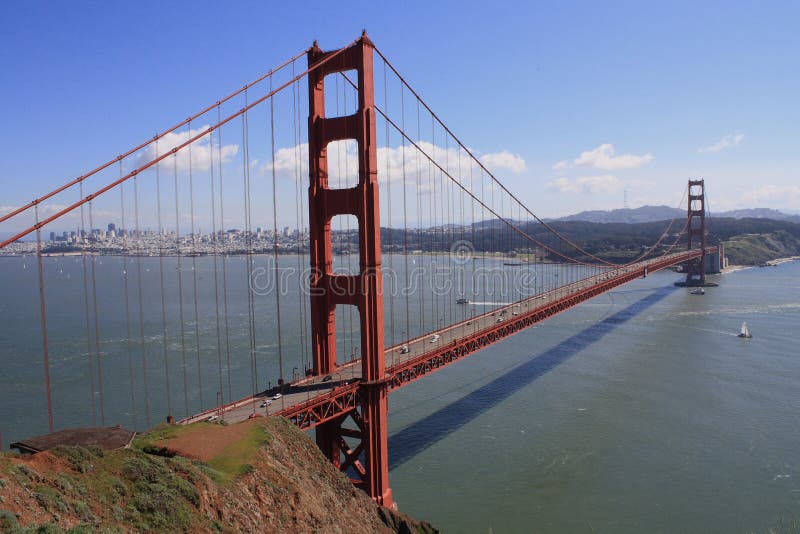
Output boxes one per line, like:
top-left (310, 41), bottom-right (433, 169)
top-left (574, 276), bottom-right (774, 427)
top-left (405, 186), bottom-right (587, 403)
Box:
top-left (676, 178), bottom-right (721, 287)
top-left (306, 34), bottom-right (392, 507)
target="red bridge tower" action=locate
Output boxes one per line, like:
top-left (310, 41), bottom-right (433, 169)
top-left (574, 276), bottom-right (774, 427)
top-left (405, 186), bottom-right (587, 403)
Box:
top-left (306, 34), bottom-right (392, 506)
top-left (685, 179), bottom-right (707, 286)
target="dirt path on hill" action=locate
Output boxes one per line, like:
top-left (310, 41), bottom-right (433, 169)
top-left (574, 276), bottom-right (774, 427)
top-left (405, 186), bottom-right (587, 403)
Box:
top-left (159, 419), bottom-right (257, 461)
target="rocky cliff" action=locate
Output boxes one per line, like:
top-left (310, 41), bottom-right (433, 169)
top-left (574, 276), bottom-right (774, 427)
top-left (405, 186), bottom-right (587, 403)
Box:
top-left (0, 417), bottom-right (437, 533)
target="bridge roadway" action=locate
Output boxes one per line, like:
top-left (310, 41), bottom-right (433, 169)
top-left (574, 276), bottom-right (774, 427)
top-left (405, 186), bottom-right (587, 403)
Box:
top-left (180, 248), bottom-right (711, 429)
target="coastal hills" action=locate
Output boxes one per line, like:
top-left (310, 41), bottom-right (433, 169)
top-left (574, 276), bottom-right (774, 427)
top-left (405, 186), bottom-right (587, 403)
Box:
top-left (5, 204), bottom-right (799, 267)
top-left (551, 205), bottom-right (800, 225)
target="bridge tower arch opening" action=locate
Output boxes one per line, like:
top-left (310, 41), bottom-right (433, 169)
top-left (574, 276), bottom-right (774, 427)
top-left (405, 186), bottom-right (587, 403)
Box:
top-left (306, 33), bottom-right (392, 507)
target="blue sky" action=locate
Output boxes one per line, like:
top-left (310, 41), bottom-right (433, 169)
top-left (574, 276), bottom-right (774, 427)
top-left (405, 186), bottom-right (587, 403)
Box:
top-left (1, 0), bottom-right (798, 224)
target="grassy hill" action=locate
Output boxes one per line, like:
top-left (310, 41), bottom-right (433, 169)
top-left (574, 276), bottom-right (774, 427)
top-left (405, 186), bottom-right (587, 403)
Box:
top-left (379, 217), bottom-right (800, 265)
top-left (722, 230), bottom-right (800, 265)
top-left (0, 418), bottom-right (437, 533)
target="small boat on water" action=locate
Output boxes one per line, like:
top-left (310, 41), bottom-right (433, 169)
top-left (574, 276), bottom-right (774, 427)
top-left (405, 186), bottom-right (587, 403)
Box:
top-left (738, 321), bottom-right (752, 339)
top-left (456, 298), bottom-right (470, 304)
top-left (690, 288), bottom-right (705, 295)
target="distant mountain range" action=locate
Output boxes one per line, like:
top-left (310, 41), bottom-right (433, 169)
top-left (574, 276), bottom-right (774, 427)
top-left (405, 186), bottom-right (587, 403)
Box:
top-left (552, 205), bottom-right (800, 224)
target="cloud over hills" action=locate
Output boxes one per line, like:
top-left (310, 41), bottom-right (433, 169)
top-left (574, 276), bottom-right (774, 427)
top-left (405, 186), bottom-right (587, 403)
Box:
top-left (554, 143), bottom-right (653, 171)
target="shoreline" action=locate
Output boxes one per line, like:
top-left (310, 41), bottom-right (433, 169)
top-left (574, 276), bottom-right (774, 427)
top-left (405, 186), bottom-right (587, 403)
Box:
top-left (765, 255), bottom-right (800, 266)
top-left (722, 255), bottom-right (799, 274)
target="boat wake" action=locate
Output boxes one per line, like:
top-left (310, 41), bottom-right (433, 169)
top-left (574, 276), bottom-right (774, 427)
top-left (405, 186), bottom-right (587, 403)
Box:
top-left (687, 326), bottom-right (739, 337)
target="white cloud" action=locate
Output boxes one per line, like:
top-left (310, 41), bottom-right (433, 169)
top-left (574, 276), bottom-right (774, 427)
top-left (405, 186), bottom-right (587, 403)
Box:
top-left (479, 151), bottom-right (526, 173)
top-left (262, 141), bottom-right (526, 188)
top-left (0, 203), bottom-right (74, 222)
top-left (547, 177), bottom-right (580, 194)
top-left (547, 174), bottom-right (622, 194)
top-left (574, 144), bottom-right (653, 170)
top-left (138, 125), bottom-right (239, 172)
top-left (699, 133), bottom-right (744, 153)
top-left (553, 160), bottom-right (569, 171)
top-left (554, 143), bottom-right (653, 171)
top-left (740, 184), bottom-right (800, 207)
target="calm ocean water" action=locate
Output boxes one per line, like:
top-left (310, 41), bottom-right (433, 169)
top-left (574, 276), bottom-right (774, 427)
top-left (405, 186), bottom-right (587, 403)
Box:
top-left (1, 255), bottom-right (798, 532)
top-left (388, 261), bottom-right (800, 533)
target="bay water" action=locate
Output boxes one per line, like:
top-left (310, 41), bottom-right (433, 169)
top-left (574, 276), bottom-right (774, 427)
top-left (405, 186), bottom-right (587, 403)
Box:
top-left (0, 255), bottom-right (798, 532)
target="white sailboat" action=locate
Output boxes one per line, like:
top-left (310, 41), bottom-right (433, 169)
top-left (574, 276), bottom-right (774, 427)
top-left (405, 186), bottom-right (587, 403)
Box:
top-left (738, 321), bottom-right (752, 339)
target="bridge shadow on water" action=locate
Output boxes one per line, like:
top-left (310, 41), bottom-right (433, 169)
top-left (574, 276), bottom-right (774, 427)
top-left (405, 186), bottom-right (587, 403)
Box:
top-left (388, 284), bottom-right (678, 470)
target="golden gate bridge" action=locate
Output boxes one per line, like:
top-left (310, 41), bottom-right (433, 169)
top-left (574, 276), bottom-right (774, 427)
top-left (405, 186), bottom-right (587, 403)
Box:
top-left (0, 33), bottom-right (718, 506)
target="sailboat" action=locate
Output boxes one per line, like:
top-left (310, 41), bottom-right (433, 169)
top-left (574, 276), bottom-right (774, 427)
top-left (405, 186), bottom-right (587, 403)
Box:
top-left (738, 321), bottom-right (752, 339)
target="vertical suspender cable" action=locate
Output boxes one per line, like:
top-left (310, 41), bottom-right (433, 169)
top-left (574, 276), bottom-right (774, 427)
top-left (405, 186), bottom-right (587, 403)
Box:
top-left (399, 74), bottom-right (410, 344)
top-left (174, 153), bottom-right (190, 418)
top-left (293, 66), bottom-right (310, 379)
top-left (209, 124), bottom-right (225, 408)
top-left (156, 139), bottom-right (173, 418)
top-left (120, 174), bottom-right (137, 431)
top-left (446, 133), bottom-right (454, 325)
top-left (188, 122), bottom-right (204, 410)
top-left (217, 106), bottom-right (233, 403)
top-left (460, 144), bottom-right (466, 315)
top-left (293, 72), bottom-right (312, 398)
top-left (429, 115), bottom-right (437, 330)
top-left (242, 103), bottom-right (259, 412)
top-left (416, 98), bottom-right (424, 335)
top-left (382, 63), bottom-right (395, 352)
top-left (34, 206), bottom-right (54, 432)
top-left (79, 182), bottom-right (97, 426)
top-left (469, 154), bottom-right (476, 321)
top-left (484, 179), bottom-right (490, 304)
top-left (88, 200), bottom-right (105, 426)
top-left (133, 174), bottom-right (150, 428)
top-left (270, 77), bottom-right (286, 406)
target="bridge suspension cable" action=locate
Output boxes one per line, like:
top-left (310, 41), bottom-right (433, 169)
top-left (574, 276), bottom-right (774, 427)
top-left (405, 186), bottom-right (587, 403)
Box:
top-left (0, 49), bottom-right (312, 228)
top-left (340, 66), bottom-right (688, 272)
top-left (371, 46), bottom-right (618, 267)
top-left (0, 36), bottom-right (709, 480)
top-left (0, 41), bottom-right (358, 249)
